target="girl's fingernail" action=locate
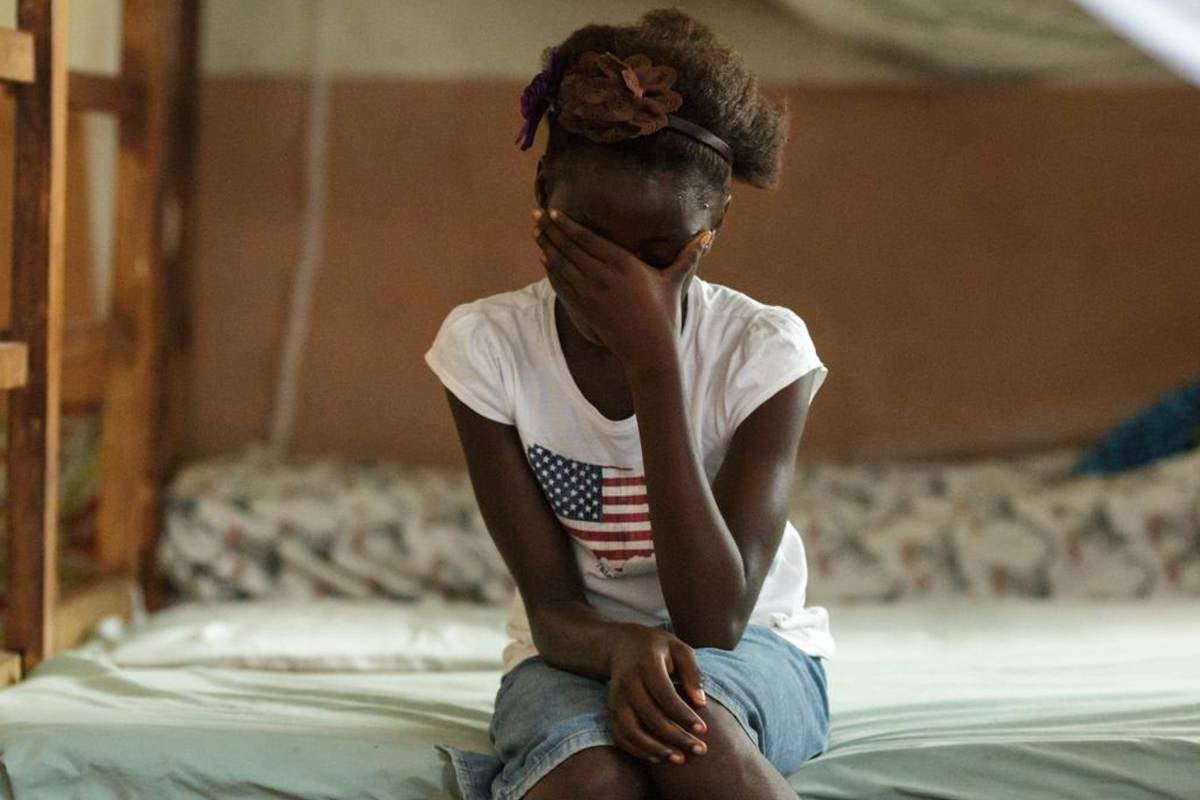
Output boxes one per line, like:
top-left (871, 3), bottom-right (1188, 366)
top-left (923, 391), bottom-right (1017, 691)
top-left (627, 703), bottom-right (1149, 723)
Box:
top-left (692, 722), bottom-right (705, 733)
top-left (650, 756), bottom-right (661, 764)
top-left (670, 752), bottom-right (685, 764)
top-left (697, 690), bottom-right (707, 705)
top-left (692, 744), bottom-right (705, 755)
top-left (532, 209), bottom-right (542, 220)
top-left (548, 208), bottom-right (559, 220)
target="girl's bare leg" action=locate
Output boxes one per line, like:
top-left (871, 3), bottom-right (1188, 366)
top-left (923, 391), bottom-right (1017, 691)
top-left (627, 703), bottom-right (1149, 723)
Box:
top-left (522, 744), bottom-right (653, 800)
top-left (647, 699), bottom-right (799, 800)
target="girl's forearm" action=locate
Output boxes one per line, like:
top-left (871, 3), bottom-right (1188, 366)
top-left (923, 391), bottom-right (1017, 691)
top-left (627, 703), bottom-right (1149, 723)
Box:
top-left (625, 338), bottom-right (747, 649)
top-left (529, 599), bottom-right (639, 681)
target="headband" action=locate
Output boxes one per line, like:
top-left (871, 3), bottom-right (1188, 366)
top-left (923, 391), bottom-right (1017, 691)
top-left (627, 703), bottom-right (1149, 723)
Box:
top-left (516, 48), bottom-right (734, 166)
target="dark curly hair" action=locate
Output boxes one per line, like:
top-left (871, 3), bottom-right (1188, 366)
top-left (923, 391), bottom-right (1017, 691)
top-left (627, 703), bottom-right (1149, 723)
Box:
top-left (539, 8), bottom-right (789, 192)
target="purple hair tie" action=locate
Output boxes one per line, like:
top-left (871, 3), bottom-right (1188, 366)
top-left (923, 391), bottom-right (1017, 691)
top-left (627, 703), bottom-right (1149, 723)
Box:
top-left (516, 46), bottom-right (567, 150)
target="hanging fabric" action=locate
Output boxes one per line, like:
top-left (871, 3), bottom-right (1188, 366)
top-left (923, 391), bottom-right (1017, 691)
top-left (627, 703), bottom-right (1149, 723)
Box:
top-left (1073, 0), bottom-right (1200, 85)
top-left (769, 0), bottom-right (1166, 80)
top-left (269, 0), bottom-right (333, 458)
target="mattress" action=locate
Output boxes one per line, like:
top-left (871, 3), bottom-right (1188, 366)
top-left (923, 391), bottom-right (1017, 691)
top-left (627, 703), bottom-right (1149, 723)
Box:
top-left (0, 598), bottom-right (1197, 799)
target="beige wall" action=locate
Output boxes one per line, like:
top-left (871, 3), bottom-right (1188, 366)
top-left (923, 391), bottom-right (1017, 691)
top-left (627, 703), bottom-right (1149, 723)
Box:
top-left (8, 2), bottom-right (1193, 465)
top-left (190, 78), bottom-right (1200, 465)
top-left (7, 0), bottom-right (1175, 319)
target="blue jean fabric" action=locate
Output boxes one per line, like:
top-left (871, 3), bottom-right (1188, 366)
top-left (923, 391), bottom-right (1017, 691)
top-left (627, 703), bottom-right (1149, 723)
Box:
top-left (435, 622), bottom-right (830, 800)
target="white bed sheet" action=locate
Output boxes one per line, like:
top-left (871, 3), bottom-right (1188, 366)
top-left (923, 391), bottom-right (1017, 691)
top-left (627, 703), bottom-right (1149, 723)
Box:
top-left (103, 597), bottom-right (510, 671)
top-left (0, 598), bottom-right (1197, 799)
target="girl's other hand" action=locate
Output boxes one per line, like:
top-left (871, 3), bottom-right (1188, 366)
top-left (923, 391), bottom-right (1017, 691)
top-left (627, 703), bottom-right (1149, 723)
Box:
top-left (605, 623), bottom-right (709, 765)
top-left (533, 208), bottom-right (712, 368)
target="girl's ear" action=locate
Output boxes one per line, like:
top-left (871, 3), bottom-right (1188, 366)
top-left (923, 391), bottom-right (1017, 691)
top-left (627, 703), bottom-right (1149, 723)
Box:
top-left (535, 158), bottom-right (549, 209)
top-left (710, 192), bottom-right (732, 237)
top-left (710, 191), bottom-right (729, 232)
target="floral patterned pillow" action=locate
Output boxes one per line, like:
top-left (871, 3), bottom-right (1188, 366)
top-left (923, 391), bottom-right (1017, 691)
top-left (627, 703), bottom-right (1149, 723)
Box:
top-left (794, 448), bottom-right (1200, 603)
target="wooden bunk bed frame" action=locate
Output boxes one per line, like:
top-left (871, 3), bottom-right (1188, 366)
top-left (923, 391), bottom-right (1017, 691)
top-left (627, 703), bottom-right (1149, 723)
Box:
top-left (1, 0), bottom-right (198, 684)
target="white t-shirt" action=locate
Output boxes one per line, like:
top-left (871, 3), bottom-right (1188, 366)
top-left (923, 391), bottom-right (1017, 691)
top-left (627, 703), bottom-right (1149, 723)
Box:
top-left (424, 275), bottom-right (835, 674)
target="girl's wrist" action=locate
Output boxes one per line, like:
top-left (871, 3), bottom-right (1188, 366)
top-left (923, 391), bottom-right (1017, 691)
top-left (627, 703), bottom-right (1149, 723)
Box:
top-left (619, 330), bottom-right (681, 383)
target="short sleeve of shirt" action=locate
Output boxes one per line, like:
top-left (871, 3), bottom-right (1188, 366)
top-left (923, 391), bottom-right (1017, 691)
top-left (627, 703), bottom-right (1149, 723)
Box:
top-left (424, 305), bottom-right (515, 425)
top-left (723, 309), bottom-right (828, 434)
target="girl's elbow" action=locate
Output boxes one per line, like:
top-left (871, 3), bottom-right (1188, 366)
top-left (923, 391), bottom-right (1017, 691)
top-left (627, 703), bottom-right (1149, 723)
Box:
top-left (675, 616), bottom-right (747, 651)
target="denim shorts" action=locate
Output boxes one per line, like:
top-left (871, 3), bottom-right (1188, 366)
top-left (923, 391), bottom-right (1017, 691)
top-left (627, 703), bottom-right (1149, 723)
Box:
top-left (435, 622), bottom-right (830, 800)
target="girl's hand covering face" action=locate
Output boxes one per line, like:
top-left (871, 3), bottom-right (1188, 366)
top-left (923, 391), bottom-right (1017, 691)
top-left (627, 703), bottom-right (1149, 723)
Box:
top-left (533, 208), bottom-right (712, 365)
top-left (606, 624), bottom-right (710, 766)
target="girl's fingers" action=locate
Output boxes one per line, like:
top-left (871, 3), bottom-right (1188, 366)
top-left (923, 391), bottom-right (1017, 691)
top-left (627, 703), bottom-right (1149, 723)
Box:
top-left (539, 250), bottom-right (578, 306)
top-left (613, 706), bottom-right (676, 764)
top-left (627, 680), bottom-right (707, 757)
top-left (535, 229), bottom-right (582, 293)
top-left (537, 217), bottom-right (607, 279)
top-left (547, 208), bottom-right (632, 265)
top-left (665, 229), bottom-right (712, 281)
top-left (612, 732), bottom-right (662, 765)
top-left (645, 658), bottom-right (707, 736)
top-left (669, 641), bottom-right (707, 708)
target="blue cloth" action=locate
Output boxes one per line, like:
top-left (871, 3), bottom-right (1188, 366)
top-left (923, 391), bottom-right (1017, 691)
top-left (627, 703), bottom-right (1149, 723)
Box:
top-left (1076, 379), bottom-right (1200, 475)
top-left (435, 622), bottom-right (830, 800)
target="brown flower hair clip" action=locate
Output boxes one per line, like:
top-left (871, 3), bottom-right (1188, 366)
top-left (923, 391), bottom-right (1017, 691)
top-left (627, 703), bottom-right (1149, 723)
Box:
top-left (515, 48), bottom-right (733, 164)
top-left (556, 51), bottom-right (683, 143)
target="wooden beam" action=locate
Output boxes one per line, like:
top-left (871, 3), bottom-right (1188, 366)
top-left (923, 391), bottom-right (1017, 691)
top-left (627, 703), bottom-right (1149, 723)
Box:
top-left (68, 71), bottom-right (144, 117)
top-left (51, 573), bottom-right (136, 653)
top-left (0, 27), bottom-right (35, 84)
top-left (5, 0), bottom-right (69, 672)
top-left (0, 341), bottom-right (28, 389)
top-left (62, 318), bottom-right (110, 409)
top-left (97, 0), bottom-right (169, 574)
top-left (0, 651), bottom-right (21, 687)
top-left (146, 0), bottom-right (200, 611)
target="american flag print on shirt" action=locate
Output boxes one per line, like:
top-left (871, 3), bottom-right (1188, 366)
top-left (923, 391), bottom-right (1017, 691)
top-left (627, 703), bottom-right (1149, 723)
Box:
top-left (526, 443), bottom-right (654, 572)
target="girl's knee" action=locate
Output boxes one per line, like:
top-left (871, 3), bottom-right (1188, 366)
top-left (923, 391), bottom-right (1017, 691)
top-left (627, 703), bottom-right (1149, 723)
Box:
top-left (522, 745), bottom-right (652, 800)
top-left (695, 692), bottom-right (759, 753)
top-left (645, 699), bottom-right (760, 795)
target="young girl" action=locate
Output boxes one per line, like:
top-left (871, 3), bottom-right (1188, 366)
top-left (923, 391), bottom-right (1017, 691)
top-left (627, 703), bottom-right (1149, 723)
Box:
top-left (426, 10), bottom-right (833, 799)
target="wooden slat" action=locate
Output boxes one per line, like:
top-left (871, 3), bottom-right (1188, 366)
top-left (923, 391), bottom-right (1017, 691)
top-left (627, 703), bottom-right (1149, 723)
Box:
top-left (146, 0), bottom-right (199, 610)
top-left (0, 651), bottom-right (21, 687)
top-left (65, 114), bottom-right (97, 319)
top-left (68, 71), bottom-right (144, 117)
top-left (5, 0), bottom-right (69, 673)
top-left (51, 574), bottom-right (135, 653)
top-left (62, 318), bottom-right (110, 408)
top-left (0, 340), bottom-right (28, 389)
top-left (97, 0), bottom-right (169, 574)
top-left (0, 27), bottom-right (35, 84)
top-left (0, 92), bottom-right (14, 328)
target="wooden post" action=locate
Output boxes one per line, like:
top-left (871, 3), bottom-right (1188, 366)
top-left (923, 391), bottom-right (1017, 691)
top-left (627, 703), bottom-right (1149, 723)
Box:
top-left (144, 0), bottom-right (199, 610)
top-left (5, 0), bottom-right (69, 671)
top-left (161, 0), bottom-right (199, 498)
top-left (96, 0), bottom-right (168, 578)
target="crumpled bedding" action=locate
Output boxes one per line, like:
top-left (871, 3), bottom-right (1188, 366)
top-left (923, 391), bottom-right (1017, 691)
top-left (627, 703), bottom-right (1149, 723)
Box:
top-left (161, 446), bottom-right (1200, 608)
